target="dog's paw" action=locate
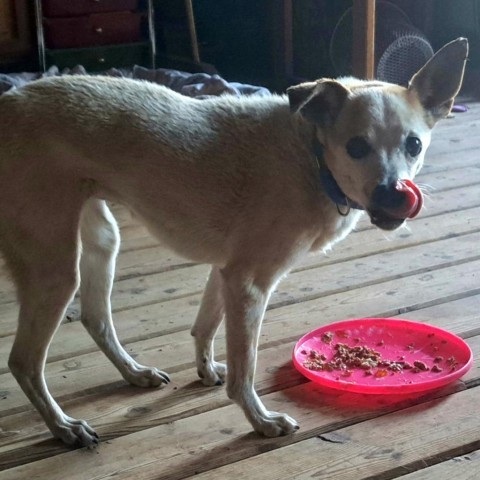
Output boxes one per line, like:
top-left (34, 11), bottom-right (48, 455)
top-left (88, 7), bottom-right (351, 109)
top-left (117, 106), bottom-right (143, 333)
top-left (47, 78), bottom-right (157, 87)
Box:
top-left (124, 364), bottom-right (170, 388)
top-left (253, 411), bottom-right (300, 438)
top-left (52, 415), bottom-right (99, 448)
top-left (197, 361), bottom-right (227, 387)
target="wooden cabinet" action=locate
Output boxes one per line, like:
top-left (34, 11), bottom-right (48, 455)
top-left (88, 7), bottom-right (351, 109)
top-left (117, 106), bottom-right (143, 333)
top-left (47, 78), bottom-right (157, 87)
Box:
top-left (0, 0), bottom-right (33, 62)
top-left (34, 0), bottom-right (156, 72)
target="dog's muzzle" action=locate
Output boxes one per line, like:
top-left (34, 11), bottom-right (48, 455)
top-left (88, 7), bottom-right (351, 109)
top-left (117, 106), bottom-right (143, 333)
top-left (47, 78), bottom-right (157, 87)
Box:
top-left (368, 179), bottom-right (424, 231)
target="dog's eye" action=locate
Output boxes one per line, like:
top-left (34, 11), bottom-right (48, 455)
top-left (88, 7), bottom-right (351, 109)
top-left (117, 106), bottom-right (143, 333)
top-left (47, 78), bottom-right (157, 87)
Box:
top-left (346, 136), bottom-right (371, 159)
top-left (406, 136), bottom-right (422, 157)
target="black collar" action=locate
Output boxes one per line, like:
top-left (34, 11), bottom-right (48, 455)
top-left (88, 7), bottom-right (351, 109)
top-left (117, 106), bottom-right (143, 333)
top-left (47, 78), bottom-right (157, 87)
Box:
top-left (313, 137), bottom-right (365, 212)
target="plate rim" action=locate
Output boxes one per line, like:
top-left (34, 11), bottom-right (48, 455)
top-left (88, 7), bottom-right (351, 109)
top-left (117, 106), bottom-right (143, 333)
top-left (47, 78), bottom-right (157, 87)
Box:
top-left (293, 317), bottom-right (473, 394)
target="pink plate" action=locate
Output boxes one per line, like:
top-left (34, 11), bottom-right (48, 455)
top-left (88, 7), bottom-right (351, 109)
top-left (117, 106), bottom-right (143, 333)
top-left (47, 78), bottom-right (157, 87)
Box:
top-left (293, 318), bottom-right (473, 394)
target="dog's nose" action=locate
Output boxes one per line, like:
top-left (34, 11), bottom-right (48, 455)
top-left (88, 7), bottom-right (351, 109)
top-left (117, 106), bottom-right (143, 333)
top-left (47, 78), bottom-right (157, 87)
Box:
top-left (371, 180), bottom-right (423, 219)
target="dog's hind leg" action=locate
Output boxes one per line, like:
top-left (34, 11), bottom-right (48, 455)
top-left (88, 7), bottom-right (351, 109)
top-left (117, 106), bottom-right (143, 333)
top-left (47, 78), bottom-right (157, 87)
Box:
top-left (191, 266), bottom-right (227, 386)
top-left (221, 265), bottom-right (299, 437)
top-left (79, 199), bottom-right (170, 387)
top-left (7, 216), bottom-right (99, 446)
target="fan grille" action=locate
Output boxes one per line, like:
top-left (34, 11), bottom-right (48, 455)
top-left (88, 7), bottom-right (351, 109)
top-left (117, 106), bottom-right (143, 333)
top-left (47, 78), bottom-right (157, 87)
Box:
top-left (377, 31), bottom-right (434, 86)
top-left (329, 1), bottom-right (434, 85)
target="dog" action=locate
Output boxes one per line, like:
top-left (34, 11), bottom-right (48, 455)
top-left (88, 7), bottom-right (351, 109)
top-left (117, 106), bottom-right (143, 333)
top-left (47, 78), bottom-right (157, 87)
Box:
top-left (0, 38), bottom-right (468, 447)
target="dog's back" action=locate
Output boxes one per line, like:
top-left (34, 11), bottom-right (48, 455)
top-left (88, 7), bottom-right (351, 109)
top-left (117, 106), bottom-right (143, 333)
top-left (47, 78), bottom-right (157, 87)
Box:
top-left (0, 76), bottom-right (322, 266)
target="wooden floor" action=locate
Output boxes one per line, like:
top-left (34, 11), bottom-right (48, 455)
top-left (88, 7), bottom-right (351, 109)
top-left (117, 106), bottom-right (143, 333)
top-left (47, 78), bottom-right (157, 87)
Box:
top-left (1, 103), bottom-right (480, 480)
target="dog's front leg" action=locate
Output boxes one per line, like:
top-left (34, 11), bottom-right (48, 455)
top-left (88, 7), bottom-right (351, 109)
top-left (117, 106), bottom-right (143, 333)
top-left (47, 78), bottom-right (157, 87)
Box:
top-left (221, 266), bottom-right (299, 437)
top-left (191, 266), bottom-right (227, 386)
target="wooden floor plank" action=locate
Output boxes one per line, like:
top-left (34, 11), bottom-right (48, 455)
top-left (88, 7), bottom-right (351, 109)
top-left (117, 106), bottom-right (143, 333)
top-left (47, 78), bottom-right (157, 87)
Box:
top-left (1, 380), bottom-right (479, 479)
top-left (1, 293), bottom-right (479, 469)
top-left (398, 449), bottom-right (480, 479)
top-left (184, 386), bottom-right (480, 480)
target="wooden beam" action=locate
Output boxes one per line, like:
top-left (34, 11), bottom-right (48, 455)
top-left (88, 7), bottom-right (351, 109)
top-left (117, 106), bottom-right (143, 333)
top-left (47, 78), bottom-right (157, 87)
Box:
top-left (185, 0), bottom-right (200, 63)
top-left (352, 0), bottom-right (376, 79)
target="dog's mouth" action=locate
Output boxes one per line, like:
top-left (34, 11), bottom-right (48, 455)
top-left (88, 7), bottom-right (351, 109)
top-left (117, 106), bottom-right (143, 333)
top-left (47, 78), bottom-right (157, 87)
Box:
top-left (368, 210), bottom-right (407, 231)
top-left (367, 179), bottom-right (424, 231)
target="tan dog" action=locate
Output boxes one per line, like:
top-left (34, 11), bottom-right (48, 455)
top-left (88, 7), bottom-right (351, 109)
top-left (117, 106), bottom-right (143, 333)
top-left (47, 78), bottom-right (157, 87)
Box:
top-left (0, 39), bottom-right (468, 446)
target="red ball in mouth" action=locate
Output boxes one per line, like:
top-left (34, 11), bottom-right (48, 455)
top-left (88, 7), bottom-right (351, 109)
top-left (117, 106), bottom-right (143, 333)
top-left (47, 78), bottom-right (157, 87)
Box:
top-left (368, 179), bottom-right (424, 231)
top-left (394, 179), bottom-right (424, 219)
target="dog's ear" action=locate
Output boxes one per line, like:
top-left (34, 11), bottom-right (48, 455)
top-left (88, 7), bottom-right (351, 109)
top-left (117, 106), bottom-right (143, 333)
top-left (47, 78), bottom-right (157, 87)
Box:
top-left (287, 79), bottom-right (350, 127)
top-left (408, 38), bottom-right (469, 125)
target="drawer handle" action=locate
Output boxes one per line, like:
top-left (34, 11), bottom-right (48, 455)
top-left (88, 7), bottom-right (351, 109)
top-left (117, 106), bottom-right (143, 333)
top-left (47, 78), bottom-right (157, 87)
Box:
top-left (97, 57), bottom-right (106, 64)
top-left (95, 27), bottom-right (104, 34)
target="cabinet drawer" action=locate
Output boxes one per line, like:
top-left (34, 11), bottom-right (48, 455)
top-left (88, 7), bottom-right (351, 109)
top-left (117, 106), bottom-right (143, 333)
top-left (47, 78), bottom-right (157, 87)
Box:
top-left (46, 43), bottom-right (150, 71)
top-left (44, 12), bottom-right (142, 48)
top-left (42, 0), bottom-right (139, 17)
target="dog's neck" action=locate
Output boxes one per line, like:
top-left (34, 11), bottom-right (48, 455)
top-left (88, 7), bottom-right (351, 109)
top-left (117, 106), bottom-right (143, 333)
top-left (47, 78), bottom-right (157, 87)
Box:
top-left (312, 137), bottom-right (365, 214)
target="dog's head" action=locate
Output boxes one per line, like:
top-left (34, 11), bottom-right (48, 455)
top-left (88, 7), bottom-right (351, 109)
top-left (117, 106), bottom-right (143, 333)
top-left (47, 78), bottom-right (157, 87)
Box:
top-left (288, 38), bottom-right (469, 230)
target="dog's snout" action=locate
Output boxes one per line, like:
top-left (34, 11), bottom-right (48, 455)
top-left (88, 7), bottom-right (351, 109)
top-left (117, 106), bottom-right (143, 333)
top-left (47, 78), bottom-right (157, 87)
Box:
top-left (371, 182), bottom-right (405, 211)
top-left (370, 179), bottom-right (423, 223)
